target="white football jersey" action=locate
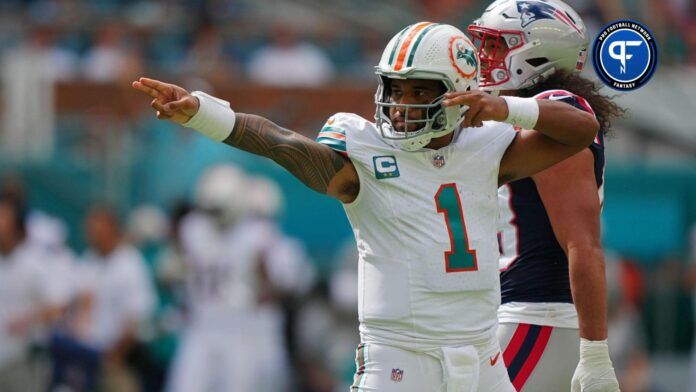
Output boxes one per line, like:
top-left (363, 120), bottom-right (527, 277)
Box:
top-left (79, 244), bottom-right (155, 348)
top-left (317, 113), bottom-right (516, 350)
top-left (0, 241), bottom-right (68, 366)
top-left (179, 213), bottom-right (269, 327)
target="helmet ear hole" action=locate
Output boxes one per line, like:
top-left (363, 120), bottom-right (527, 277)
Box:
top-left (526, 57), bottom-right (549, 67)
top-left (382, 77), bottom-right (393, 98)
top-left (437, 81), bottom-right (447, 95)
top-left (380, 77), bottom-right (393, 117)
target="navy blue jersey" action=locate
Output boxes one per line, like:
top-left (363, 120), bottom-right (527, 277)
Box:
top-left (498, 90), bottom-right (604, 304)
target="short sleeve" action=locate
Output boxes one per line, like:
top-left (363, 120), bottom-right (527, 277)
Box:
top-left (533, 89), bottom-right (595, 117)
top-left (315, 113), bottom-right (349, 156)
top-left (533, 89), bottom-right (602, 146)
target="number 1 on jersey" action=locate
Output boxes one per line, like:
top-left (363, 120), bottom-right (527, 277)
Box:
top-left (435, 183), bottom-right (478, 272)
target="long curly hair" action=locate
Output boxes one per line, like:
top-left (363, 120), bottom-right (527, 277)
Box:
top-left (518, 70), bottom-right (625, 136)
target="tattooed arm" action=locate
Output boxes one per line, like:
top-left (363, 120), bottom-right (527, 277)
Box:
top-left (131, 77), bottom-right (359, 203)
top-left (225, 114), bottom-right (359, 202)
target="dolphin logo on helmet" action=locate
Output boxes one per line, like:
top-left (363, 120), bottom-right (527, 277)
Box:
top-left (374, 23), bottom-right (479, 151)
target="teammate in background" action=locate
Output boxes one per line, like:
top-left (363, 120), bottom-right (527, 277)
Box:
top-left (245, 176), bottom-right (316, 389)
top-left (0, 174), bottom-right (76, 302)
top-left (132, 22), bottom-right (598, 391)
top-left (451, 0), bottom-right (624, 390)
top-left (167, 165), bottom-right (290, 392)
top-left (0, 194), bottom-right (70, 392)
top-left (245, 176), bottom-right (315, 300)
top-left (51, 205), bottom-right (155, 391)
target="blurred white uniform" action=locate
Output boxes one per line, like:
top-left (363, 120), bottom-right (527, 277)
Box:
top-left (0, 240), bottom-right (71, 392)
top-left (78, 244), bottom-right (155, 349)
top-left (167, 212), bottom-right (299, 392)
top-left (318, 113), bottom-right (517, 391)
top-left (27, 211), bottom-right (78, 305)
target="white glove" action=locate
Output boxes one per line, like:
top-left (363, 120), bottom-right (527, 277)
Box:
top-left (571, 338), bottom-right (620, 392)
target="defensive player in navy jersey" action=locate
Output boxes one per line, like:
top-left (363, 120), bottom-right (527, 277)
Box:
top-left (446, 0), bottom-right (624, 391)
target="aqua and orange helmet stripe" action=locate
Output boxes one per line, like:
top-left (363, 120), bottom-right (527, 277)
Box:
top-left (405, 23), bottom-right (439, 68)
top-left (390, 22), bottom-right (439, 70)
top-left (387, 26), bottom-right (410, 66)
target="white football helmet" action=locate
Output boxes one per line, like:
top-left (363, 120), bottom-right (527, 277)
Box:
top-left (468, 0), bottom-right (588, 91)
top-left (126, 205), bottom-right (169, 244)
top-left (195, 164), bottom-right (248, 226)
top-left (247, 176), bottom-right (284, 219)
top-left (375, 22), bottom-right (479, 151)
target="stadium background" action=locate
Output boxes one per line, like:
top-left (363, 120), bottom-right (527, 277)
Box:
top-left (0, 0), bottom-right (695, 391)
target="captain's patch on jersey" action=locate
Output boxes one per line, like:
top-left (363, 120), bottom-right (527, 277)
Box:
top-left (372, 155), bottom-right (400, 179)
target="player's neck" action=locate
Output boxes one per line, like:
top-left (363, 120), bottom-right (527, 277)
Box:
top-left (0, 235), bottom-right (23, 256)
top-left (95, 239), bottom-right (120, 257)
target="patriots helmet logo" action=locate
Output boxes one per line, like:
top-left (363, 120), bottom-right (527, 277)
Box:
top-left (517, 1), bottom-right (583, 35)
top-left (518, 1), bottom-right (556, 27)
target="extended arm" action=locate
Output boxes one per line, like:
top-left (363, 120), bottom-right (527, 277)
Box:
top-left (132, 77), bottom-right (359, 203)
top-left (225, 114), bottom-right (358, 202)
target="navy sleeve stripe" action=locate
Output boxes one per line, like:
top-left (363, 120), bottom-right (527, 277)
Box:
top-left (533, 89), bottom-right (595, 117)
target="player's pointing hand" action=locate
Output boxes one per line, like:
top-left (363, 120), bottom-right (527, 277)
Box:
top-left (131, 77), bottom-right (200, 124)
top-left (442, 90), bottom-right (509, 128)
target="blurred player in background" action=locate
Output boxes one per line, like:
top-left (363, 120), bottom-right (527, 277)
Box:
top-left (245, 175), bottom-right (315, 301)
top-left (132, 22), bottom-right (599, 391)
top-left (166, 165), bottom-right (297, 392)
top-left (454, 0), bottom-right (625, 390)
top-left (245, 175), bottom-right (316, 388)
top-left (0, 174), bottom-right (76, 300)
top-left (0, 194), bottom-right (70, 392)
top-left (50, 205), bottom-right (155, 392)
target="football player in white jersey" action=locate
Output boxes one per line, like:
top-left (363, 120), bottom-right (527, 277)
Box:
top-left (167, 165), bottom-right (290, 392)
top-left (132, 22), bottom-right (599, 391)
top-left (0, 194), bottom-right (70, 392)
top-left (445, 0), bottom-right (624, 391)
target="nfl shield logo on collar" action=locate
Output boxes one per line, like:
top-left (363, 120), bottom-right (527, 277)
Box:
top-left (432, 154), bottom-right (445, 168)
top-left (391, 368), bottom-right (404, 382)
